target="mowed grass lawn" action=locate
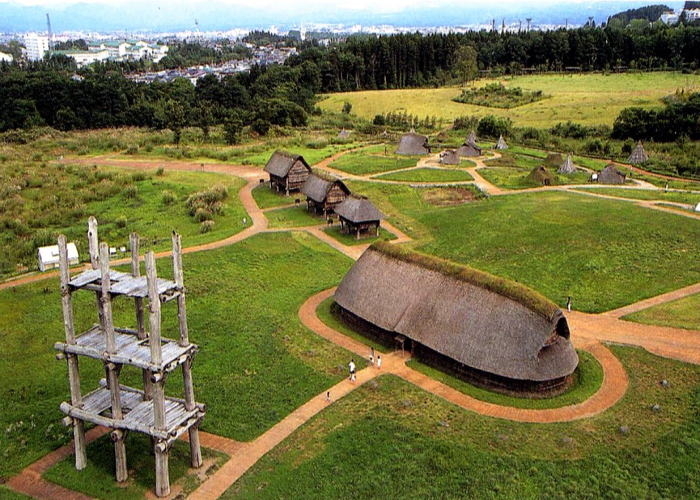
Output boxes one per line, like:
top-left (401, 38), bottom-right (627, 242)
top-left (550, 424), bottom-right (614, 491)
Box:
top-left (0, 232), bottom-right (355, 479)
top-left (623, 293), bottom-right (700, 331)
top-left (572, 187), bottom-right (700, 205)
top-left (374, 167), bottom-right (474, 183)
top-left (266, 206), bottom-right (323, 228)
top-left (251, 184), bottom-right (297, 209)
top-left (329, 150), bottom-right (417, 175)
top-left (226, 346), bottom-right (700, 498)
top-left (320, 72), bottom-right (700, 127)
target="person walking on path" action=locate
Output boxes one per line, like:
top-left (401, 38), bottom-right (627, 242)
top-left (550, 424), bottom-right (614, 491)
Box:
top-left (348, 359), bottom-right (356, 382)
top-left (369, 346), bottom-right (375, 365)
top-left (566, 296), bottom-right (572, 312)
top-left (376, 355), bottom-right (382, 370)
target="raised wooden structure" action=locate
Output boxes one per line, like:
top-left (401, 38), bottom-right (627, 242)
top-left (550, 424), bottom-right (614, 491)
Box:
top-left (54, 217), bottom-right (205, 497)
top-left (264, 151), bottom-right (312, 195)
top-left (334, 195), bottom-right (384, 239)
top-left (301, 174), bottom-right (351, 216)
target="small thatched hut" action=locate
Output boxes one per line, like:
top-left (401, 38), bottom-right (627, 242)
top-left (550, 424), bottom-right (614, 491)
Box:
top-left (558, 154), bottom-right (577, 174)
top-left (597, 164), bottom-right (626, 185)
top-left (264, 151), bottom-right (312, 195)
top-left (466, 130), bottom-right (478, 145)
top-left (334, 196), bottom-right (384, 239)
top-left (495, 135), bottom-right (508, 150)
top-left (301, 174), bottom-right (351, 216)
top-left (457, 142), bottom-right (482, 157)
top-left (440, 150), bottom-right (460, 165)
top-left (338, 129), bottom-right (351, 139)
top-left (527, 165), bottom-right (556, 186)
top-left (396, 132), bottom-right (430, 155)
top-left (627, 141), bottom-right (649, 164)
top-left (544, 153), bottom-right (563, 168)
top-left (334, 243), bottom-right (579, 394)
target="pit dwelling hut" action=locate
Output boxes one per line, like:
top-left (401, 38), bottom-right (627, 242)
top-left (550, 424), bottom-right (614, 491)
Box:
top-left (53, 217), bottom-right (205, 497)
top-left (558, 154), bottom-right (577, 174)
top-left (301, 173), bottom-right (351, 216)
top-left (440, 149), bottom-right (460, 165)
top-left (338, 129), bottom-right (351, 139)
top-left (527, 165), bottom-right (556, 186)
top-left (544, 153), bottom-right (563, 168)
top-left (396, 132), bottom-right (430, 155)
top-left (466, 130), bottom-right (478, 144)
top-left (264, 151), bottom-right (312, 195)
top-left (627, 141), bottom-right (649, 164)
top-left (597, 164), bottom-right (627, 184)
top-left (334, 195), bottom-right (384, 239)
top-left (38, 242), bottom-right (78, 272)
top-left (334, 243), bottom-right (579, 394)
top-left (495, 135), bottom-right (508, 150)
top-left (456, 141), bottom-right (482, 157)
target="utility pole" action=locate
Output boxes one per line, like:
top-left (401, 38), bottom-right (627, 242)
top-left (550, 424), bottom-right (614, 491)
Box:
top-left (46, 13), bottom-right (53, 52)
top-left (526, 18), bottom-right (532, 32)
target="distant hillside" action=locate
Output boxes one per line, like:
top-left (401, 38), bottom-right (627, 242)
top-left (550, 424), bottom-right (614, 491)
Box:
top-left (608, 4), bottom-right (672, 24)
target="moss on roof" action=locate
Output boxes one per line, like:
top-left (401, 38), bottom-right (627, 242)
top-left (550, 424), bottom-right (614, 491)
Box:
top-left (370, 241), bottom-right (560, 319)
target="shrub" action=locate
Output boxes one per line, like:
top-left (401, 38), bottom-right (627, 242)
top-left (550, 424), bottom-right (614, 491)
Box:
top-left (373, 114), bottom-right (386, 126)
top-left (123, 185), bottom-right (138, 199)
top-left (126, 145), bottom-right (139, 155)
top-left (477, 115), bottom-right (512, 138)
top-left (199, 220), bottom-right (215, 233)
top-left (156, 167), bottom-right (165, 176)
top-left (115, 215), bottom-right (128, 228)
top-left (194, 207), bottom-right (213, 222)
top-left (32, 229), bottom-right (55, 248)
top-left (453, 115), bottom-right (479, 131)
top-left (161, 190), bottom-right (177, 205)
top-left (131, 172), bottom-right (148, 182)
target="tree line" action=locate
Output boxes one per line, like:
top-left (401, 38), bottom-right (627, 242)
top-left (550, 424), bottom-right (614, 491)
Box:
top-left (287, 23), bottom-right (700, 92)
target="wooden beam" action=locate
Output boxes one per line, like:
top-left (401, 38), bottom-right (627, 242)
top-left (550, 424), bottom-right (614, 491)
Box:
top-left (154, 443), bottom-right (170, 497)
top-left (146, 251), bottom-right (166, 432)
top-left (99, 243), bottom-right (116, 354)
top-left (130, 232), bottom-right (152, 400)
top-left (171, 232), bottom-right (189, 347)
top-left (87, 216), bottom-right (99, 269)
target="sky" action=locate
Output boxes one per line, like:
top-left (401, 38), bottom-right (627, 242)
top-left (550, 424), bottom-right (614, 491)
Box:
top-left (0, 0), bottom-right (684, 32)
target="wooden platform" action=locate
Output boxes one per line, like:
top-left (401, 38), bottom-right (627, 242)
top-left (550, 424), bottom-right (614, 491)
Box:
top-left (55, 325), bottom-right (197, 372)
top-left (60, 383), bottom-right (205, 442)
top-left (68, 269), bottom-right (181, 301)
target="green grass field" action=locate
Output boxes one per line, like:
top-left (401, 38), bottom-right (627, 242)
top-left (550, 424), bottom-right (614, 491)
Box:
top-left (0, 232), bottom-right (355, 479)
top-left (407, 350), bottom-right (602, 410)
top-left (622, 293), bottom-right (700, 331)
top-left (225, 346), bottom-right (700, 498)
top-left (44, 434), bottom-right (227, 499)
top-left (374, 167), bottom-right (474, 183)
top-left (251, 184), bottom-right (297, 209)
top-left (319, 72), bottom-right (700, 127)
top-left (478, 166), bottom-right (590, 189)
top-left (572, 187), bottom-right (700, 205)
top-left (266, 206), bottom-right (323, 228)
top-left (329, 150), bottom-right (417, 175)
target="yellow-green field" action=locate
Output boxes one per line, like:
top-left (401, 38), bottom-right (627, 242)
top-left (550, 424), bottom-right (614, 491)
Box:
top-left (319, 72), bottom-right (700, 127)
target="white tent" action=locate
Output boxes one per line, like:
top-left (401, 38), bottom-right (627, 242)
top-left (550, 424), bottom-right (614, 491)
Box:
top-left (37, 243), bottom-right (79, 272)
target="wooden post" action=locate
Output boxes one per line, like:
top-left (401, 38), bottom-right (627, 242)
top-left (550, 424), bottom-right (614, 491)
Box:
top-left (183, 358), bottom-right (202, 468)
top-left (146, 251), bottom-right (166, 430)
top-left (130, 233), bottom-right (152, 400)
top-left (155, 443), bottom-right (170, 497)
top-left (171, 232), bottom-right (189, 347)
top-left (58, 235), bottom-right (87, 470)
top-left (87, 216), bottom-right (99, 269)
top-left (100, 243), bottom-right (127, 483)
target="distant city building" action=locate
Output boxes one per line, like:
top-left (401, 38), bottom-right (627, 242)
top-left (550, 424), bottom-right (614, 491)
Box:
top-left (0, 51), bottom-right (12, 63)
top-left (55, 49), bottom-right (109, 67)
top-left (658, 1), bottom-right (700, 24)
top-left (58, 40), bottom-right (169, 67)
top-left (24, 34), bottom-right (49, 61)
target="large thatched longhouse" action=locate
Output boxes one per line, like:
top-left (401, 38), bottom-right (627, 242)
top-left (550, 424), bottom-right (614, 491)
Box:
top-left (334, 243), bottom-right (579, 394)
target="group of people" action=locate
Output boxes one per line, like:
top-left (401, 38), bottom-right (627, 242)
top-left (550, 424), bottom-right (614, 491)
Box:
top-left (348, 347), bottom-right (382, 383)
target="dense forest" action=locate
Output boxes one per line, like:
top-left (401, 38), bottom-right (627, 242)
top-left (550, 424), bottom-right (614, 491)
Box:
top-left (287, 24), bottom-right (700, 92)
top-left (608, 5), bottom-right (671, 25)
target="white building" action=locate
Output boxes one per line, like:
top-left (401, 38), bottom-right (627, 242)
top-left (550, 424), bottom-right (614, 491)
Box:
top-left (25, 34), bottom-right (49, 61)
top-left (37, 243), bottom-right (79, 272)
top-left (659, 11), bottom-right (680, 24)
top-left (58, 49), bottom-right (109, 67)
top-left (0, 51), bottom-right (12, 63)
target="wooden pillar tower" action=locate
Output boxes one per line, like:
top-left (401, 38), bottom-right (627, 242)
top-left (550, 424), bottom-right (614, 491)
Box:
top-left (55, 217), bottom-right (205, 497)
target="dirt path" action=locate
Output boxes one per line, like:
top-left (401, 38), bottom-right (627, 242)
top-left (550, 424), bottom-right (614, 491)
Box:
top-left (605, 282), bottom-right (700, 318)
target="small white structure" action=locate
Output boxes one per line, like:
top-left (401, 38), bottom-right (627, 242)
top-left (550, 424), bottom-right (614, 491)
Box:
top-left (38, 243), bottom-right (78, 272)
top-left (0, 51), bottom-right (13, 63)
top-left (695, 202), bottom-right (700, 213)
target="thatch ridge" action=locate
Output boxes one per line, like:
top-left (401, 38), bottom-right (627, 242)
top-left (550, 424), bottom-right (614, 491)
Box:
top-left (369, 242), bottom-right (559, 320)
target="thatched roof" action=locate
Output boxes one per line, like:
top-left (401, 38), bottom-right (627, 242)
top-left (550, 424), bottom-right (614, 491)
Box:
top-left (466, 130), bottom-right (478, 145)
top-left (544, 153), bottom-right (563, 168)
top-left (301, 174), bottom-right (350, 203)
top-left (495, 135), bottom-right (508, 150)
top-left (264, 151), bottom-right (311, 177)
top-left (627, 141), bottom-right (648, 164)
top-left (597, 164), bottom-right (626, 184)
top-left (334, 243), bottom-right (578, 382)
top-left (558, 154), bottom-right (577, 174)
top-left (338, 129), bottom-right (351, 139)
top-left (527, 166), bottom-right (556, 185)
top-left (440, 150), bottom-right (460, 165)
top-left (396, 132), bottom-right (430, 155)
top-left (334, 196), bottom-right (384, 223)
top-left (456, 142), bottom-right (482, 157)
